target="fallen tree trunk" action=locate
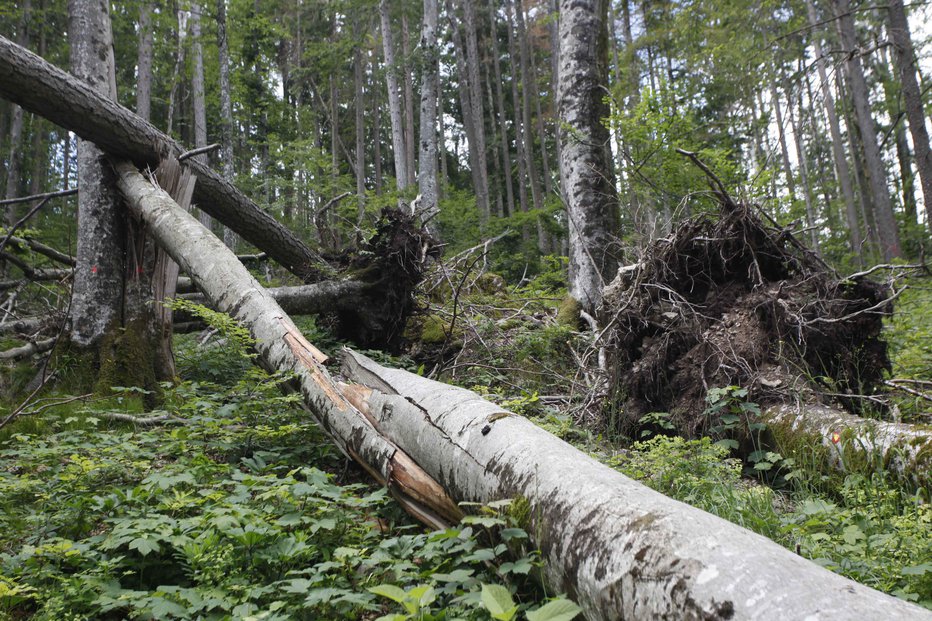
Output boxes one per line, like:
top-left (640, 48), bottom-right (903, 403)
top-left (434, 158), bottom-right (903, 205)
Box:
top-left (179, 280), bottom-right (368, 317)
top-left (113, 160), bottom-right (928, 620)
top-left (0, 36), bottom-right (323, 281)
top-left (765, 402), bottom-right (930, 488)
top-left (3, 235), bottom-right (75, 266)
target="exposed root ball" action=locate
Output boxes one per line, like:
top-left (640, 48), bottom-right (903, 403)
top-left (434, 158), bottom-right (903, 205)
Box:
top-left (599, 202), bottom-right (892, 437)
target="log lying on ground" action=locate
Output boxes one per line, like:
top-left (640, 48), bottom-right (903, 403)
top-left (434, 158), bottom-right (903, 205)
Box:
top-left (0, 337), bottom-right (55, 361)
top-left (0, 36), bottom-right (323, 281)
top-left (0, 316), bottom-right (50, 337)
top-left (178, 280), bottom-right (368, 317)
top-left (113, 160), bottom-right (928, 620)
top-left (765, 402), bottom-right (930, 488)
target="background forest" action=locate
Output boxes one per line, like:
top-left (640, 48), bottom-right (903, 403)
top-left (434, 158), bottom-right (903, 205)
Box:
top-left (0, 0), bottom-right (931, 619)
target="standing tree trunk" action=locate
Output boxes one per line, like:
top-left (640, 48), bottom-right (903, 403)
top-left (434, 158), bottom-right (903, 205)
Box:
top-left (504, 0), bottom-right (530, 229)
top-left (217, 0), bottom-right (237, 249)
top-left (402, 12), bottom-right (417, 190)
top-left (461, 0), bottom-right (490, 221)
top-left (136, 2), bottom-right (153, 123)
top-left (558, 0), bottom-right (619, 313)
top-left (805, 0), bottom-right (862, 262)
top-left (3, 0), bottom-right (30, 226)
top-left (788, 84), bottom-right (820, 253)
top-left (888, 0), bottom-right (932, 231)
top-left (190, 2), bottom-right (212, 229)
top-left (834, 0), bottom-right (901, 259)
top-left (487, 0), bottom-right (515, 218)
top-left (770, 83), bottom-right (798, 207)
top-left (68, 0), bottom-right (163, 394)
top-left (354, 18), bottom-right (367, 222)
top-left (418, 0), bottom-right (440, 221)
top-left (379, 0), bottom-right (408, 193)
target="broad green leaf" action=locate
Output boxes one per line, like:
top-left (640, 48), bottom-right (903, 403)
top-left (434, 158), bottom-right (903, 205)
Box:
top-left (128, 537), bottom-right (160, 556)
top-left (481, 584), bottom-right (518, 621)
top-left (368, 584), bottom-right (408, 605)
top-left (526, 598), bottom-right (583, 621)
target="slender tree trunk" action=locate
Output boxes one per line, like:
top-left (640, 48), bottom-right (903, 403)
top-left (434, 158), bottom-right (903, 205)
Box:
top-left (418, 0), bottom-right (440, 221)
top-left (461, 0), bottom-right (490, 221)
top-left (834, 0), bottom-right (900, 259)
top-left (373, 54), bottom-right (384, 196)
top-left (402, 12), bottom-right (417, 190)
top-left (558, 0), bottom-right (619, 312)
top-left (379, 0), bottom-right (408, 193)
top-left (876, 44), bottom-right (918, 227)
top-left (448, 2), bottom-right (483, 212)
top-left (190, 2), bottom-right (211, 229)
top-left (355, 18), bottom-right (367, 223)
top-left (504, 0), bottom-right (530, 238)
top-left (888, 0), bottom-right (932, 231)
top-left (217, 0), bottom-right (237, 249)
top-left (136, 2), bottom-right (152, 122)
top-left (3, 0), bottom-right (30, 225)
top-left (511, 0), bottom-right (542, 215)
top-left (787, 84), bottom-right (820, 253)
top-left (770, 83), bottom-right (798, 206)
top-left (805, 0), bottom-right (861, 262)
top-left (487, 0), bottom-right (514, 218)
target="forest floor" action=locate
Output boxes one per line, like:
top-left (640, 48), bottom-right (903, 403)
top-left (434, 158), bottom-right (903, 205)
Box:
top-left (0, 261), bottom-right (930, 618)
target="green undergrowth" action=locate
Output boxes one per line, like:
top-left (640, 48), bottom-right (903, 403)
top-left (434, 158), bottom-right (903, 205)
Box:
top-left (0, 313), bottom-right (579, 620)
top-left (885, 277), bottom-right (932, 423)
top-left (426, 267), bottom-right (931, 609)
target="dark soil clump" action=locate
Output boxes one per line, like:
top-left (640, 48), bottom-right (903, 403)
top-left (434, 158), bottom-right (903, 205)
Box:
top-left (599, 199), bottom-right (893, 438)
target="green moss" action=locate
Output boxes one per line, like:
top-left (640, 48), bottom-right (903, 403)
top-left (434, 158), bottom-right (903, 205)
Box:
top-left (406, 314), bottom-right (463, 345)
top-left (556, 296), bottom-right (582, 328)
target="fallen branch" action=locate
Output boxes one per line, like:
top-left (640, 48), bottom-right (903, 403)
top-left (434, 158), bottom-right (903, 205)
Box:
top-left (178, 143), bottom-right (220, 162)
top-left (3, 235), bottom-right (75, 266)
top-left (0, 337), bottom-right (55, 361)
top-left (95, 412), bottom-right (186, 425)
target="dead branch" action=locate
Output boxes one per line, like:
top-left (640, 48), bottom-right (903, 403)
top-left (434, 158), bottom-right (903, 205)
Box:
top-left (0, 187), bottom-right (78, 206)
top-left (0, 337), bottom-right (55, 361)
top-left (178, 143), bottom-right (220, 161)
top-left (4, 235), bottom-right (75, 266)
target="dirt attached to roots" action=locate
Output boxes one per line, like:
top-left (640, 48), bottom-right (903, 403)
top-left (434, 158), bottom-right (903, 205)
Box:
top-left (598, 200), bottom-right (892, 437)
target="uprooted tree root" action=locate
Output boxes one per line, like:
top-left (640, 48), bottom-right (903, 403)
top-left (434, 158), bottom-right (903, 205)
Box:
top-left (599, 197), bottom-right (894, 438)
top-left (332, 208), bottom-right (440, 350)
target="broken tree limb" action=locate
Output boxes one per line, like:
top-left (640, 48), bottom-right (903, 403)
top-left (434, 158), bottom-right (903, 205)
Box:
top-left (339, 349), bottom-right (930, 620)
top-left (0, 337), bottom-right (55, 361)
top-left (0, 316), bottom-right (49, 336)
top-left (112, 159), bottom-right (460, 533)
top-left (3, 235), bottom-right (75, 266)
top-left (0, 36), bottom-right (324, 281)
top-left (764, 402), bottom-right (931, 488)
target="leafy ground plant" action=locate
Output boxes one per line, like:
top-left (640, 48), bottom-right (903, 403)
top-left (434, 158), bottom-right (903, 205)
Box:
top-left (0, 317), bottom-right (582, 620)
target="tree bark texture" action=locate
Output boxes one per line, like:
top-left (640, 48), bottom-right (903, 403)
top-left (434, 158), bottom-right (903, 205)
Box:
top-left (557, 0), bottom-right (619, 313)
top-left (114, 158), bottom-right (930, 621)
top-left (0, 36), bottom-right (323, 281)
top-left (418, 0), bottom-right (441, 219)
top-left (136, 2), bottom-right (153, 122)
top-left (190, 2), bottom-right (211, 230)
top-left (888, 0), bottom-right (932, 231)
top-left (67, 0), bottom-right (123, 349)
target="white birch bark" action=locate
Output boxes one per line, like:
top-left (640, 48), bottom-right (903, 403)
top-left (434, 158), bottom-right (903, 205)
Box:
top-left (190, 2), bottom-right (211, 229)
top-left (557, 0), bottom-right (619, 313)
top-left (417, 0), bottom-right (440, 219)
top-left (340, 350), bottom-right (930, 621)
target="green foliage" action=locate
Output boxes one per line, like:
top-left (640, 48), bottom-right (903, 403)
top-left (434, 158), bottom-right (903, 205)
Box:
top-left (611, 435), bottom-right (932, 607)
top-left (885, 279), bottom-right (932, 422)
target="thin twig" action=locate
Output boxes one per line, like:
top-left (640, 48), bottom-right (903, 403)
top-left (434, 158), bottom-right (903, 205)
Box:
top-left (0, 187), bottom-right (78, 206)
top-left (884, 380), bottom-right (932, 403)
top-left (178, 143), bottom-right (220, 162)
